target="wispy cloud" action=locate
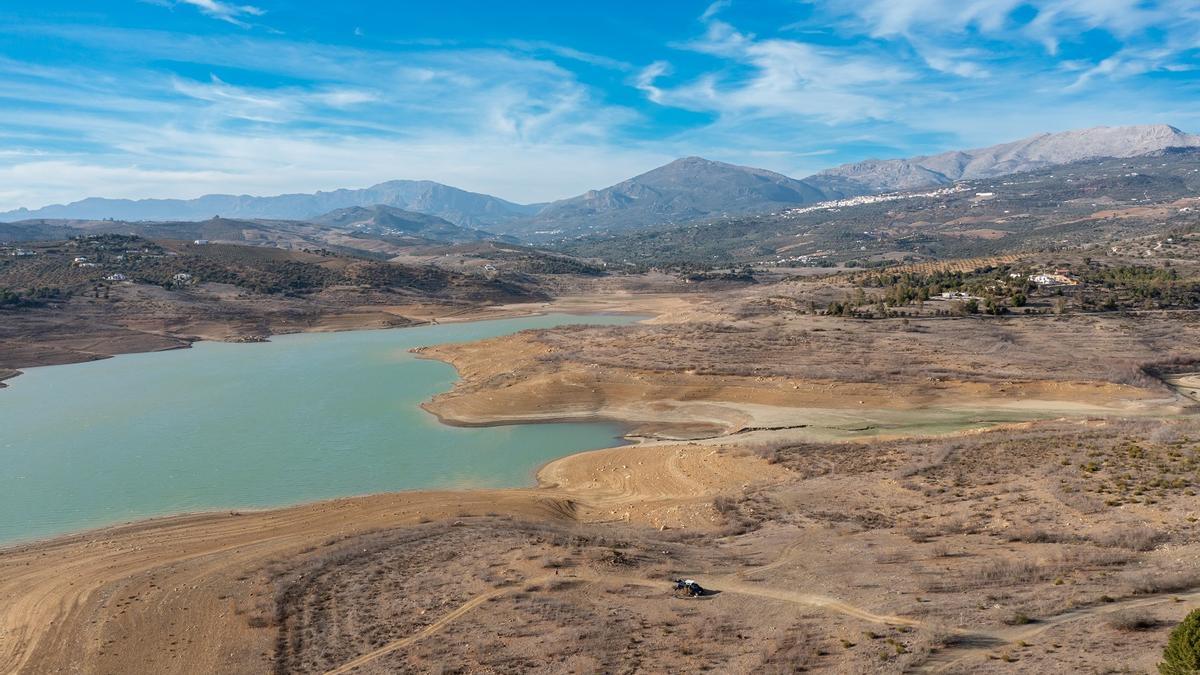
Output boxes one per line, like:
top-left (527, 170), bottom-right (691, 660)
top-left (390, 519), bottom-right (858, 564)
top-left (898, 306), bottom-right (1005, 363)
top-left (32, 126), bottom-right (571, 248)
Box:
top-left (642, 16), bottom-right (911, 123)
top-left (0, 23), bottom-right (667, 209)
top-left (700, 0), bottom-right (731, 22)
top-left (175, 0), bottom-right (264, 27)
top-left (1, 1), bottom-right (1198, 210)
top-left (827, 0), bottom-right (1200, 69)
top-left (503, 40), bottom-right (633, 71)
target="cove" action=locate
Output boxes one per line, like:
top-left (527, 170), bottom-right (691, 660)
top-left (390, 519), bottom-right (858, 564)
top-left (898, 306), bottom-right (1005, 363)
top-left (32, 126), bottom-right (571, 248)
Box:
top-left (0, 313), bottom-right (637, 545)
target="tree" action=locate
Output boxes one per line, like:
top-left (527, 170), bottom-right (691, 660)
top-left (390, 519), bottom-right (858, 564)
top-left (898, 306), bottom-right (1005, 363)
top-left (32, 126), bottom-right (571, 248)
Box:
top-left (851, 286), bottom-right (867, 307)
top-left (1160, 608), bottom-right (1200, 675)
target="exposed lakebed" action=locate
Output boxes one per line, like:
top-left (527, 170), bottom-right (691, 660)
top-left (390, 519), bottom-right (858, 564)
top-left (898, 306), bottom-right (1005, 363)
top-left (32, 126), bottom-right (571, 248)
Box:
top-left (0, 313), bottom-right (636, 544)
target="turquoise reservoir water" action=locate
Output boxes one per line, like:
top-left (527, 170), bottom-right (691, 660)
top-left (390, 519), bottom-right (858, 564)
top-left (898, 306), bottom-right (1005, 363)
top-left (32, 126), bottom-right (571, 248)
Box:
top-left (0, 314), bottom-right (636, 545)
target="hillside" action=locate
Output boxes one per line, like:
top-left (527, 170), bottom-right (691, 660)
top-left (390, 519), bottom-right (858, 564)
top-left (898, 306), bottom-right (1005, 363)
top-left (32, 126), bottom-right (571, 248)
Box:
top-left (0, 208), bottom-right (506, 257)
top-left (311, 205), bottom-right (497, 243)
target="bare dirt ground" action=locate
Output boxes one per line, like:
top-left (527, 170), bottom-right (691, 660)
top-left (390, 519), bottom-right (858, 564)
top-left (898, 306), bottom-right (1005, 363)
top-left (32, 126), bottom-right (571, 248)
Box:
top-left (2, 272), bottom-right (1199, 673)
top-left (6, 418), bottom-right (1195, 674)
top-left (420, 287), bottom-right (1192, 441)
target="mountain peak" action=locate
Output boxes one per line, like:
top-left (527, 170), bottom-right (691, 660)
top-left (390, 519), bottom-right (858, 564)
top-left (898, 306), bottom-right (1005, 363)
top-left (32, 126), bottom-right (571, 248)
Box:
top-left (807, 123), bottom-right (1199, 198)
top-left (518, 156), bottom-right (824, 236)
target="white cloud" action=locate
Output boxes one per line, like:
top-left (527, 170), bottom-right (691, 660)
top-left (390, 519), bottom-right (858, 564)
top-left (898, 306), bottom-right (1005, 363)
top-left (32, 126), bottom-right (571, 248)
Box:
top-left (645, 19), bottom-right (911, 123)
top-left (700, 0), bottom-right (731, 22)
top-left (176, 0), bottom-right (264, 26)
top-left (171, 75), bottom-right (295, 122)
top-left (833, 0), bottom-right (1022, 38)
top-left (634, 61), bottom-right (671, 104)
top-left (1066, 46), bottom-right (1177, 90)
top-left (830, 0), bottom-right (1200, 62)
top-left (0, 134), bottom-right (675, 211)
top-left (170, 76), bottom-right (380, 122)
top-left (911, 43), bottom-right (991, 78)
top-left (503, 40), bottom-right (633, 71)
top-left (3, 2), bottom-right (1198, 212)
top-left (0, 28), bottom-right (666, 209)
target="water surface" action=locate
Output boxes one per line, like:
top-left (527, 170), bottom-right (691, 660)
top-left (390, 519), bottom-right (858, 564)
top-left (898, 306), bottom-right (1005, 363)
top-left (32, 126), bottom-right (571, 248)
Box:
top-left (0, 313), bottom-right (636, 544)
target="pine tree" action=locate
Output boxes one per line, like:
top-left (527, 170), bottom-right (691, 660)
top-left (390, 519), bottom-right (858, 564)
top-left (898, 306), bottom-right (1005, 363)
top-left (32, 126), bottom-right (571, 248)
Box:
top-left (1160, 608), bottom-right (1200, 675)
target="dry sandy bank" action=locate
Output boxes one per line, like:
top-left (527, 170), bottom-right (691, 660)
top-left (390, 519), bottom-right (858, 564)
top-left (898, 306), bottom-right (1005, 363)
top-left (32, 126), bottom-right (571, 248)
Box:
top-left (0, 437), bottom-right (772, 674)
top-left (419, 331), bottom-right (1174, 441)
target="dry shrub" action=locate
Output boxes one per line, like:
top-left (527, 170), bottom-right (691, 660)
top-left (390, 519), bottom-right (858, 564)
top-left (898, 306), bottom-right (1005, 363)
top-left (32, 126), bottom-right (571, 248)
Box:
top-left (1005, 527), bottom-right (1078, 544)
top-left (926, 548), bottom-right (1136, 592)
top-left (1123, 568), bottom-right (1200, 595)
top-left (756, 627), bottom-right (824, 674)
top-left (1104, 360), bottom-right (1163, 389)
top-left (1090, 525), bottom-right (1164, 552)
top-left (1106, 609), bottom-right (1160, 631)
top-left (1007, 525), bottom-right (1164, 551)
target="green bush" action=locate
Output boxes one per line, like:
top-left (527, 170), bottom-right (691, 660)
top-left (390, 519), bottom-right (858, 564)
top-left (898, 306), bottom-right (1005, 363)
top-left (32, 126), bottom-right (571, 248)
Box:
top-left (1160, 608), bottom-right (1200, 675)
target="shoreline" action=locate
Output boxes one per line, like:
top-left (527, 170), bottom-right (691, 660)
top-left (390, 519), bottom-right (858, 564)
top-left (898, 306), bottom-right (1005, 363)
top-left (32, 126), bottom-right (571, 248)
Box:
top-left (3, 292), bottom-right (1187, 551)
top-left (0, 297), bottom-right (670, 550)
top-left (0, 295), bottom-right (664, 389)
top-left (0, 301), bottom-right (521, 388)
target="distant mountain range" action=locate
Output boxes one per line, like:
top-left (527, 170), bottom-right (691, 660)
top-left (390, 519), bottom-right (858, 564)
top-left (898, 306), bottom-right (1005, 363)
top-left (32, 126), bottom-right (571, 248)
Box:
top-left (3, 125), bottom-right (1196, 238)
top-left (0, 180), bottom-right (537, 229)
top-left (0, 205), bottom-right (500, 251)
top-left (806, 124), bottom-right (1200, 197)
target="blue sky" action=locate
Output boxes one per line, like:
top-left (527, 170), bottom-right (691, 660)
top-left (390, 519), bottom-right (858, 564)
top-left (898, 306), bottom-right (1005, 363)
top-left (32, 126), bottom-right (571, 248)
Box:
top-left (1, 0), bottom-right (1198, 209)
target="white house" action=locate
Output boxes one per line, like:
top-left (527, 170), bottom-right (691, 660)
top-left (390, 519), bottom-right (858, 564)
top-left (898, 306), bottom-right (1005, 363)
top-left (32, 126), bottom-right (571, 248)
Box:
top-left (1030, 273), bottom-right (1076, 287)
top-left (105, 273), bottom-right (128, 282)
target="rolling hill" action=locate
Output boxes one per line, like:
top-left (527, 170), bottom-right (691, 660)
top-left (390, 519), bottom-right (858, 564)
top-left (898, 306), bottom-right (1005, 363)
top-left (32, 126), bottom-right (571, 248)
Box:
top-left (310, 205), bottom-right (499, 243)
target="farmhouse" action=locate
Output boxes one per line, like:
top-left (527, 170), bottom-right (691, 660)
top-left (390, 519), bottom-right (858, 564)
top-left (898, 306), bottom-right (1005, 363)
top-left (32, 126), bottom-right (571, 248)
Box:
top-left (1029, 273), bottom-right (1077, 287)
